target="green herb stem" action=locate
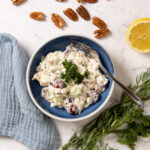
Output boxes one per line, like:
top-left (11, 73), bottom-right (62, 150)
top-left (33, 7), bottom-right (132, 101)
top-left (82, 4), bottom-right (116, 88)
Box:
top-left (62, 68), bottom-right (150, 150)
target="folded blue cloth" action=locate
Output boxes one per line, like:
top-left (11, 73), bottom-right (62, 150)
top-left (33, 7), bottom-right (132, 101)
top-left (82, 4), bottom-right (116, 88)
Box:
top-left (0, 34), bottom-right (60, 150)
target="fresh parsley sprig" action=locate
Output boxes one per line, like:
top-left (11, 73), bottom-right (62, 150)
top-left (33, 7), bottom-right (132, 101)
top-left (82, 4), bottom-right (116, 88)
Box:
top-left (62, 68), bottom-right (150, 150)
top-left (61, 59), bottom-right (89, 84)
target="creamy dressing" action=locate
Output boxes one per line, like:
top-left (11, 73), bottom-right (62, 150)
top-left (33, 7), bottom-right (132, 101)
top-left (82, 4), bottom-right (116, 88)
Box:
top-left (32, 45), bottom-right (108, 114)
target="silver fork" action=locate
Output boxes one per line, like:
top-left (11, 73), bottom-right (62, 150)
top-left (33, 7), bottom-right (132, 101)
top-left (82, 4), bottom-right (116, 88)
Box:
top-left (71, 40), bottom-right (143, 108)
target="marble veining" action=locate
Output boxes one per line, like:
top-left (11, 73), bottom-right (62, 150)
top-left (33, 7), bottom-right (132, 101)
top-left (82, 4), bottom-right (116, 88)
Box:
top-left (0, 0), bottom-right (150, 150)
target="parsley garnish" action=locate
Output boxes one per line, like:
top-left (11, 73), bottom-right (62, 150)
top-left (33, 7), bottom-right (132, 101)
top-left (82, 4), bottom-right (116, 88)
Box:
top-left (61, 59), bottom-right (89, 84)
top-left (62, 68), bottom-right (150, 150)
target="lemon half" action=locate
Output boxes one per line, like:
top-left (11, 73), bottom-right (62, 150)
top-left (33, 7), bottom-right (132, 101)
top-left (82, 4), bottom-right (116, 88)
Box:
top-left (126, 18), bottom-right (150, 53)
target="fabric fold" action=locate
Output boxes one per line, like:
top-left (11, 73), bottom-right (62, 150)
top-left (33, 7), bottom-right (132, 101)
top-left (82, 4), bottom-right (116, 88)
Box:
top-left (0, 33), bottom-right (59, 150)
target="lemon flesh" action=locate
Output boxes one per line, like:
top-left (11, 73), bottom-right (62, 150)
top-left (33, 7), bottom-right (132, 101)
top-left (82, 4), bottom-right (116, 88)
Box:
top-left (126, 18), bottom-right (150, 53)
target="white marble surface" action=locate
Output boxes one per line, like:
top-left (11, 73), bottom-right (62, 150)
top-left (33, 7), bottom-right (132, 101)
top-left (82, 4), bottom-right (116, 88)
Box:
top-left (0, 0), bottom-right (150, 150)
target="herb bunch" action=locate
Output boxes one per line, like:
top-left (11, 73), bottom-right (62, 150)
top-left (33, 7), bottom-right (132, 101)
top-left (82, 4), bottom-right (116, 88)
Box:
top-left (61, 59), bottom-right (89, 84)
top-left (62, 68), bottom-right (150, 150)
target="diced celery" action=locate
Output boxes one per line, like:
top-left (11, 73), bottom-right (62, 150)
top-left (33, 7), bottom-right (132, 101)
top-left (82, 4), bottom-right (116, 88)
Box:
top-left (70, 85), bottom-right (83, 96)
top-left (55, 97), bottom-right (62, 103)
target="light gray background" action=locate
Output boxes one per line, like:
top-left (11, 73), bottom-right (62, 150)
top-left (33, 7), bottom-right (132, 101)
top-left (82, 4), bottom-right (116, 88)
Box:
top-left (0, 0), bottom-right (150, 149)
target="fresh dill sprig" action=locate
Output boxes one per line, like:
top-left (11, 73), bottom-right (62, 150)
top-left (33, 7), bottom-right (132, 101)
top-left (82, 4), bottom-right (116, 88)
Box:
top-left (62, 68), bottom-right (150, 150)
top-left (61, 59), bottom-right (89, 84)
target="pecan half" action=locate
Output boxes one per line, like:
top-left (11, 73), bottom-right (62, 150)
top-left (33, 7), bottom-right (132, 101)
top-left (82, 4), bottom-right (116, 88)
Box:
top-left (56, 0), bottom-right (64, 1)
top-left (51, 13), bottom-right (65, 28)
top-left (94, 28), bottom-right (110, 39)
top-left (76, 5), bottom-right (90, 20)
top-left (11, 0), bottom-right (24, 5)
top-left (30, 12), bottom-right (45, 21)
top-left (92, 16), bottom-right (107, 29)
top-left (77, 0), bottom-right (97, 3)
top-left (63, 8), bottom-right (78, 21)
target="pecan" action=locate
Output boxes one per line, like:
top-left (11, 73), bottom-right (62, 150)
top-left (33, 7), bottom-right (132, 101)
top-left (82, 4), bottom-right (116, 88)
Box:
top-left (11, 0), bottom-right (24, 5)
top-left (63, 8), bottom-right (78, 21)
top-left (94, 28), bottom-right (110, 39)
top-left (30, 12), bottom-right (45, 21)
top-left (56, 0), bottom-right (64, 1)
top-left (76, 5), bottom-right (90, 20)
top-left (92, 16), bottom-right (107, 29)
top-left (51, 13), bottom-right (65, 28)
top-left (77, 0), bottom-right (97, 3)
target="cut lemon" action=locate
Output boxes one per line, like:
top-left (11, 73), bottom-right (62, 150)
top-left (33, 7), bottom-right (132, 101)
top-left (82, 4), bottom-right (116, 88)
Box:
top-left (126, 18), bottom-right (150, 53)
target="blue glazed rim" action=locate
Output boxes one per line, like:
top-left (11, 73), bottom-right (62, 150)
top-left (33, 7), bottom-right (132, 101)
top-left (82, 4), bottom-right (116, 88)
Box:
top-left (26, 35), bottom-right (114, 122)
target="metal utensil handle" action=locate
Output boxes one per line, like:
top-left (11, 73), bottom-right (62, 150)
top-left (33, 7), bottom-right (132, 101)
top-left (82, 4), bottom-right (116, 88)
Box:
top-left (100, 66), bottom-right (143, 108)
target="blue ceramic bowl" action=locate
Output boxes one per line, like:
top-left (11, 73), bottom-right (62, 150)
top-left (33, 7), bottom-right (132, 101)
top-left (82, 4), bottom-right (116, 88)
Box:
top-left (26, 35), bottom-right (114, 121)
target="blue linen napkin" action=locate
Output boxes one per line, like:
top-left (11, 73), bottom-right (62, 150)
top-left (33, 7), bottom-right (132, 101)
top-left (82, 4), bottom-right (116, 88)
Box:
top-left (0, 33), bottom-right (60, 150)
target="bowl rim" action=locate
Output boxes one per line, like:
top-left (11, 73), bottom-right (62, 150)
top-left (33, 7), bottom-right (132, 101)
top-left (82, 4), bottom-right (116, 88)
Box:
top-left (26, 34), bottom-right (115, 122)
